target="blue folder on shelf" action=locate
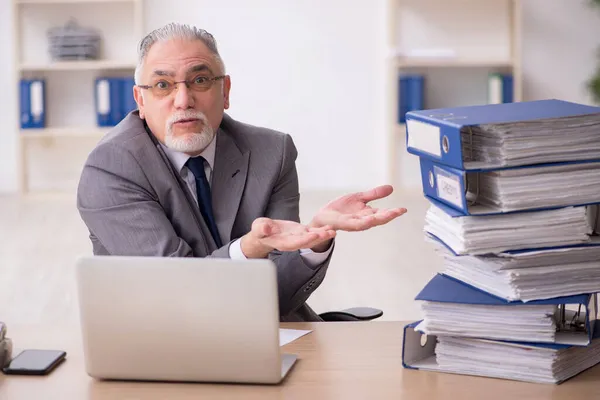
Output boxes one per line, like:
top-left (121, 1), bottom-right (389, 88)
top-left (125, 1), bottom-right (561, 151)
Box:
top-left (20, 79), bottom-right (46, 129)
top-left (488, 73), bottom-right (513, 104)
top-left (398, 75), bottom-right (424, 123)
top-left (414, 273), bottom-right (598, 346)
top-left (95, 77), bottom-right (123, 127)
top-left (405, 99), bottom-right (600, 171)
top-left (419, 157), bottom-right (600, 216)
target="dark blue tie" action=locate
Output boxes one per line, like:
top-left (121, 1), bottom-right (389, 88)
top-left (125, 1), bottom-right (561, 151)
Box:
top-left (186, 156), bottom-right (223, 247)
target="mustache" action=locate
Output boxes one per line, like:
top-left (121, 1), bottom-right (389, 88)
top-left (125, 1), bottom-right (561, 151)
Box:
top-left (167, 110), bottom-right (208, 127)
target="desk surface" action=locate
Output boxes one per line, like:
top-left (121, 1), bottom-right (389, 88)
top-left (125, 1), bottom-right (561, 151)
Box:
top-left (1, 321), bottom-right (599, 399)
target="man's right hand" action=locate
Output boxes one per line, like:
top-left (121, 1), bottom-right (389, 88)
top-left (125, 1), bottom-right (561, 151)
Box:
top-left (240, 217), bottom-right (336, 259)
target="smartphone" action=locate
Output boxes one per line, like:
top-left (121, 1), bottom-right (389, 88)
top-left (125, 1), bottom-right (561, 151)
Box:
top-left (2, 349), bottom-right (66, 375)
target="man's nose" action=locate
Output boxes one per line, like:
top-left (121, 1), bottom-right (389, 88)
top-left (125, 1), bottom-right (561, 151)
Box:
top-left (173, 82), bottom-right (194, 109)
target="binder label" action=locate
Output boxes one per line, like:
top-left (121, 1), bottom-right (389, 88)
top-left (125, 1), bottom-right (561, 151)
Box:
top-left (407, 119), bottom-right (441, 157)
top-left (30, 81), bottom-right (44, 120)
top-left (488, 74), bottom-right (503, 105)
top-left (96, 79), bottom-right (110, 114)
top-left (434, 166), bottom-right (463, 208)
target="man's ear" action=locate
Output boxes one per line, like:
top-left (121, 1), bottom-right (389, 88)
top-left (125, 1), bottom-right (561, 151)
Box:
top-left (133, 86), bottom-right (146, 119)
top-left (223, 75), bottom-right (231, 110)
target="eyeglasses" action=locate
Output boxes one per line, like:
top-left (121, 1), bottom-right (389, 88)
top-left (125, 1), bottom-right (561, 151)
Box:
top-left (137, 75), bottom-right (226, 97)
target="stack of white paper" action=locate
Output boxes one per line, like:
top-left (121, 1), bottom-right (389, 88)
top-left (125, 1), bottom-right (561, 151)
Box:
top-left (424, 205), bottom-right (593, 255)
top-left (431, 238), bottom-right (600, 301)
top-left (417, 302), bottom-right (558, 343)
top-left (469, 161), bottom-right (600, 213)
top-left (461, 113), bottom-right (600, 170)
top-left (443, 256), bottom-right (600, 302)
top-left (435, 335), bottom-right (600, 384)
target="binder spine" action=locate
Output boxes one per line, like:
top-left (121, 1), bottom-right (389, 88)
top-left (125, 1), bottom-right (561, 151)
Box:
top-left (398, 76), bottom-right (408, 124)
top-left (488, 73), bottom-right (514, 104)
top-left (420, 158), bottom-right (467, 213)
top-left (109, 78), bottom-right (123, 125)
top-left (402, 322), bottom-right (436, 369)
top-left (406, 113), bottom-right (466, 169)
top-left (20, 79), bottom-right (46, 129)
top-left (502, 74), bottom-right (514, 103)
top-left (95, 77), bottom-right (112, 127)
top-left (398, 75), bottom-right (424, 123)
top-left (96, 77), bottom-right (126, 127)
top-left (488, 73), bottom-right (503, 104)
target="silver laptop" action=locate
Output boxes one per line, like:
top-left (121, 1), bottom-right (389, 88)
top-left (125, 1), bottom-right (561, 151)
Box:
top-left (75, 256), bottom-right (297, 384)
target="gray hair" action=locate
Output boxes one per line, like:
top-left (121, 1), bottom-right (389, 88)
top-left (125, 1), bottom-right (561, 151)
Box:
top-left (134, 23), bottom-right (226, 84)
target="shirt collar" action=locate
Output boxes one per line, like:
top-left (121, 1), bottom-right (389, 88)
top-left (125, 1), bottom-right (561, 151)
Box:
top-left (159, 133), bottom-right (217, 174)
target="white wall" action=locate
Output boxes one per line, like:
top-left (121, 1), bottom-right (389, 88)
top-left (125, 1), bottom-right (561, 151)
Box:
top-left (0, 2), bottom-right (18, 193)
top-left (522, 0), bottom-right (600, 104)
top-left (143, 0), bottom-right (389, 192)
top-left (1, 0), bottom-right (600, 193)
top-left (0, 0), bottom-right (388, 193)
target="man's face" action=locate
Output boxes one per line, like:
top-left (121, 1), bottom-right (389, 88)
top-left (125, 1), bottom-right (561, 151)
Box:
top-left (134, 38), bottom-right (231, 155)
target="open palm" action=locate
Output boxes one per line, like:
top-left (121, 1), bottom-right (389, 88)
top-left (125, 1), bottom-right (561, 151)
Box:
top-left (309, 185), bottom-right (407, 232)
top-left (252, 218), bottom-right (336, 252)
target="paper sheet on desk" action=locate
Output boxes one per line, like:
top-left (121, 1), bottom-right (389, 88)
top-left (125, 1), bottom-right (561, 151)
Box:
top-left (279, 329), bottom-right (312, 346)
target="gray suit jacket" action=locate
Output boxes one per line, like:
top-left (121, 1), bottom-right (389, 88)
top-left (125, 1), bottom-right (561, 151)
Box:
top-left (76, 111), bottom-right (333, 322)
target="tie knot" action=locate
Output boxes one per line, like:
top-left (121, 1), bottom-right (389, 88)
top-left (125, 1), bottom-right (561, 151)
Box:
top-left (186, 156), bottom-right (207, 179)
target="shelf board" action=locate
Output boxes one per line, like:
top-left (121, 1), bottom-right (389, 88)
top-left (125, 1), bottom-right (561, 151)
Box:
top-left (396, 57), bottom-right (514, 68)
top-left (16, 0), bottom-right (138, 4)
top-left (20, 127), bottom-right (112, 138)
top-left (19, 60), bottom-right (137, 72)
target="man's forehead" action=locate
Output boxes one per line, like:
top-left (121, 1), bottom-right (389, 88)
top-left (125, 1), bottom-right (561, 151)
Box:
top-left (144, 39), bottom-right (216, 71)
top-left (150, 64), bottom-right (213, 78)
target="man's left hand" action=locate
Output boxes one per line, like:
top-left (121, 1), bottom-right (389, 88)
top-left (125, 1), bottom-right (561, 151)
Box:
top-left (309, 185), bottom-right (407, 232)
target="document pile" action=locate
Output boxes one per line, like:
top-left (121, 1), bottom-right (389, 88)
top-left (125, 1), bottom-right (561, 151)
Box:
top-left (459, 112), bottom-right (600, 170)
top-left (424, 204), bottom-right (592, 255)
top-left (401, 99), bottom-right (600, 384)
top-left (439, 239), bottom-right (600, 301)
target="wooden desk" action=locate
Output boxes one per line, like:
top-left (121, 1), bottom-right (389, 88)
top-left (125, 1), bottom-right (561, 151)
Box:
top-left (1, 321), bottom-right (599, 399)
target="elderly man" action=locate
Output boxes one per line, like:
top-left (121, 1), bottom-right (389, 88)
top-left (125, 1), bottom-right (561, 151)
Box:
top-left (76, 23), bottom-right (406, 321)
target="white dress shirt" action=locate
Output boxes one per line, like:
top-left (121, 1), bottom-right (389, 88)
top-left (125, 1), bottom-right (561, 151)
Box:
top-left (159, 137), bottom-right (333, 266)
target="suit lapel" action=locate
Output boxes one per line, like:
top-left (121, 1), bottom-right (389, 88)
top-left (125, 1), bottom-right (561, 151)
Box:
top-left (211, 129), bottom-right (249, 244)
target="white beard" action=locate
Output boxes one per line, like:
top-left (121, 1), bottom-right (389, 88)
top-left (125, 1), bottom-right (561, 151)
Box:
top-left (164, 110), bottom-right (215, 153)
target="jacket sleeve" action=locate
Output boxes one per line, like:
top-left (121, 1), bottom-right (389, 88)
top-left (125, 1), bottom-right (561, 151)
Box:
top-left (263, 134), bottom-right (334, 317)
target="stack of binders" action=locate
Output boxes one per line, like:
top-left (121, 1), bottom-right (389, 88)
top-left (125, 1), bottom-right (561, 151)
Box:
top-left (401, 99), bottom-right (600, 384)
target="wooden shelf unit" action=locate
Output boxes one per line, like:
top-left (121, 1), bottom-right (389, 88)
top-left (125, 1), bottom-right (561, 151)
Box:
top-left (384, 0), bottom-right (523, 189)
top-left (12, 0), bottom-right (144, 193)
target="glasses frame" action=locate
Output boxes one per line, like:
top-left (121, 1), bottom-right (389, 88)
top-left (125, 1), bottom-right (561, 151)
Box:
top-left (137, 75), bottom-right (226, 96)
